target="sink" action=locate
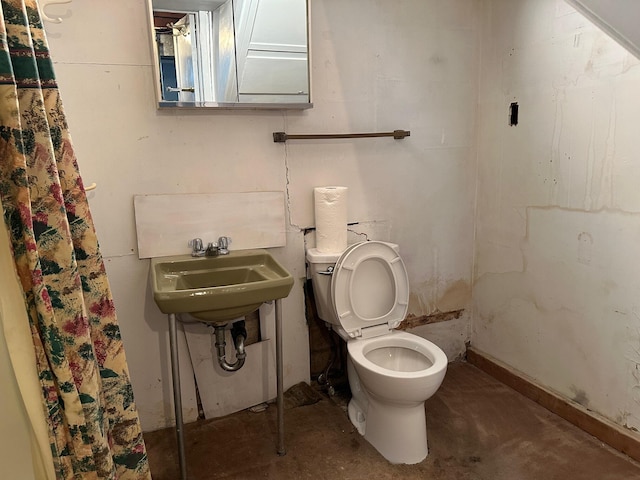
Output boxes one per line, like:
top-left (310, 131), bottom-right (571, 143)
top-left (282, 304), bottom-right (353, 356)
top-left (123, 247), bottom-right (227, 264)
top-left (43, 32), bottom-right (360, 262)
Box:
top-left (150, 249), bottom-right (294, 323)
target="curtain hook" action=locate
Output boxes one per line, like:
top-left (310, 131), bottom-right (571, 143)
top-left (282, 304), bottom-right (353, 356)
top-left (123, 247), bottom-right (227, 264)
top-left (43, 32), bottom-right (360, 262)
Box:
top-left (39, 0), bottom-right (73, 24)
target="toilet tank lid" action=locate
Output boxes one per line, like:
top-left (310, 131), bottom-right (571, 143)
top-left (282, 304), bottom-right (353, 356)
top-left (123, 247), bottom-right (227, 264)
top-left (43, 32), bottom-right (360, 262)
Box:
top-left (306, 248), bottom-right (342, 263)
top-left (306, 242), bottom-right (399, 263)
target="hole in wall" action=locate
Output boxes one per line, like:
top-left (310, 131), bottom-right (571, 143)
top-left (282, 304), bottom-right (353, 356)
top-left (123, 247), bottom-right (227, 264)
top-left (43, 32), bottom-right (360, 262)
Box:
top-left (509, 102), bottom-right (519, 126)
top-left (243, 310), bottom-right (261, 346)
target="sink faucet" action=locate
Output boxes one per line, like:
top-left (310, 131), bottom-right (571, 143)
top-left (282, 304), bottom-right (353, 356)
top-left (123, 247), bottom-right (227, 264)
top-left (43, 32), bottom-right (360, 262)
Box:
top-left (205, 242), bottom-right (219, 256)
top-left (188, 236), bottom-right (231, 257)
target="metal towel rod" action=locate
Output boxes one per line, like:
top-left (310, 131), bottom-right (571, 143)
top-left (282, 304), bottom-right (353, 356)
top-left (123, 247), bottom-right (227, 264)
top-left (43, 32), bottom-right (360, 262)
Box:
top-left (273, 130), bottom-right (410, 143)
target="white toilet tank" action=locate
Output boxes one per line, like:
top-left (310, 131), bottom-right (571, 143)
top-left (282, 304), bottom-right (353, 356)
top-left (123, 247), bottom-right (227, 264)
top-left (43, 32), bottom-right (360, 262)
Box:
top-left (306, 248), bottom-right (341, 327)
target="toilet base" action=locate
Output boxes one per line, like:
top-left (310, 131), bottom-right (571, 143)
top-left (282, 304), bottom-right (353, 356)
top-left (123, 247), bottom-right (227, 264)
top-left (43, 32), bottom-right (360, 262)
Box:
top-left (348, 396), bottom-right (429, 464)
top-left (348, 398), bottom-right (366, 435)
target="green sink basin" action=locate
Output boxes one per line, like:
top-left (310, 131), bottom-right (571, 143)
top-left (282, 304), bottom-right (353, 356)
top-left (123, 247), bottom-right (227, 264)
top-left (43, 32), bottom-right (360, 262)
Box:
top-left (150, 249), bottom-right (294, 323)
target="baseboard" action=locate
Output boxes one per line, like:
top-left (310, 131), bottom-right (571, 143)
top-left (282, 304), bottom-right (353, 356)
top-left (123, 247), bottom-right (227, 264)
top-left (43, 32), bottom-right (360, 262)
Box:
top-left (466, 346), bottom-right (640, 463)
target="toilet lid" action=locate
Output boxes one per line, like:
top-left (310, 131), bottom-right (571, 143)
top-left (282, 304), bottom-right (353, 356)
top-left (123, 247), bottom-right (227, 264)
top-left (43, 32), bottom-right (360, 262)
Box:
top-left (331, 241), bottom-right (409, 338)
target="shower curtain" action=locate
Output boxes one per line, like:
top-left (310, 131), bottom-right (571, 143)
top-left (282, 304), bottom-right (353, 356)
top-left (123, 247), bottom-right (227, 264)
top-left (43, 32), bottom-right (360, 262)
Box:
top-left (0, 1), bottom-right (150, 479)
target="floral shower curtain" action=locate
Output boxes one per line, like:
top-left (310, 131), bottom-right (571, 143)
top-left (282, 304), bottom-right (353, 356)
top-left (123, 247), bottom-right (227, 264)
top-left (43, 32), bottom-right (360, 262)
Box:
top-left (0, 1), bottom-right (150, 479)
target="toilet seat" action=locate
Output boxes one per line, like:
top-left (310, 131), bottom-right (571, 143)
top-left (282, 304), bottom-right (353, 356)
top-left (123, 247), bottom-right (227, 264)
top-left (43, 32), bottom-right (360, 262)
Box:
top-left (331, 241), bottom-right (409, 338)
top-left (348, 330), bottom-right (448, 380)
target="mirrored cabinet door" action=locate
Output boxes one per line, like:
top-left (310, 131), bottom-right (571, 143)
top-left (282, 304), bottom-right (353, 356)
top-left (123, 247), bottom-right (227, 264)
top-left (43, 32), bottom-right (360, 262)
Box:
top-left (148, 0), bottom-right (311, 109)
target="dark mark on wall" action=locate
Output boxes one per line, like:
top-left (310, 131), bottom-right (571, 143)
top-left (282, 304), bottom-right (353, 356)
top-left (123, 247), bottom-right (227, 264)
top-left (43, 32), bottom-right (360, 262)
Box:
top-left (570, 386), bottom-right (589, 407)
top-left (397, 309), bottom-right (464, 330)
top-left (303, 221), bottom-right (362, 235)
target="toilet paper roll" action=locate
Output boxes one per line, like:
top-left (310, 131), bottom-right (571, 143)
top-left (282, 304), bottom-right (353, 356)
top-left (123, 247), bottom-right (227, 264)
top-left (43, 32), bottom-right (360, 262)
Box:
top-left (314, 186), bottom-right (348, 253)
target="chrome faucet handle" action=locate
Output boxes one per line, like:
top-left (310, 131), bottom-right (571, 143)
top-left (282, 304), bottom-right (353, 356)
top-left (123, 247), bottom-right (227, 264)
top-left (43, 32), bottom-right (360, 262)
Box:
top-left (188, 238), bottom-right (205, 257)
top-left (217, 236), bottom-right (231, 255)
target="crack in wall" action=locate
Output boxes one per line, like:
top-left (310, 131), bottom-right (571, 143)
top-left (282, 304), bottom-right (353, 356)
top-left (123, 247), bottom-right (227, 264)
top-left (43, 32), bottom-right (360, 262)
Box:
top-left (282, 113), bottom-right (303, 233)
top-left (347, 227), bottom-right (369, 241)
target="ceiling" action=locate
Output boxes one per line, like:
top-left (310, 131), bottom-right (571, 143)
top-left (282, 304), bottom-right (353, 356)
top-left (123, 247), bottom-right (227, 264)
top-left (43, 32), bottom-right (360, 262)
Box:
top-left (566, 0), bottom-right (640, 59)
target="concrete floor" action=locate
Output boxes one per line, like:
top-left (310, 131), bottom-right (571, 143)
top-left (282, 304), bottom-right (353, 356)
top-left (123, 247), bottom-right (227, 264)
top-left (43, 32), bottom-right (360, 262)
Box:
top-left (144, 362), bottom-right (640, 479)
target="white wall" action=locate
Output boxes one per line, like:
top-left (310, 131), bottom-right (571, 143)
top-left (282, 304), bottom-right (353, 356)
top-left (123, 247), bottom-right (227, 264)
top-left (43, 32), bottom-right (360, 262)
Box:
top-left (474, 0), bottom-right (640, 432)
top-left (41, 0), bottom-right (479, 432)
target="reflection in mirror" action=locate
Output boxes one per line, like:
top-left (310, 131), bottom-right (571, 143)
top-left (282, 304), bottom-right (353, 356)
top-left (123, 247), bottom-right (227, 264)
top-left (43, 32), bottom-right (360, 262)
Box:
top-left (149, 0), bottom-right (311, 108)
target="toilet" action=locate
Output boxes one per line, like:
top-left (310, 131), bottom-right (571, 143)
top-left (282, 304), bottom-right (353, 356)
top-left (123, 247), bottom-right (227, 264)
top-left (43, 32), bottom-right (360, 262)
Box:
top-left (306, 241), bottom-right (448, 465)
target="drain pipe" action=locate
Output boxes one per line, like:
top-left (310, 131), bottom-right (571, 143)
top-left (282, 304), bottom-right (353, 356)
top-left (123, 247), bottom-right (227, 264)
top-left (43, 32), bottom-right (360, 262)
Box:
top-left (213, 321), bottom-right (247, 372)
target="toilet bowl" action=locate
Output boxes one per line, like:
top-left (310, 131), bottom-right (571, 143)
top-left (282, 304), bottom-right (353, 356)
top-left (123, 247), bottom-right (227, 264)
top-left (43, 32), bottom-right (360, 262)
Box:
top-left (306, 241), bottom-right (447, 464)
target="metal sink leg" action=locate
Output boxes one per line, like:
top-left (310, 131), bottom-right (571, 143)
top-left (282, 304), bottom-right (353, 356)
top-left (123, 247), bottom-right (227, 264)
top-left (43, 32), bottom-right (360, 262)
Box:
top-left (276, 298), bottom-right (286, 455)
top-left (168, 313), bottom-right (188, 480)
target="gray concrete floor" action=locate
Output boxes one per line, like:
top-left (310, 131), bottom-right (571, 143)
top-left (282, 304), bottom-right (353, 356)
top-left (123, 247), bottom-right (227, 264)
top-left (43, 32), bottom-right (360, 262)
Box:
top-left (144, 362), bottom-right (640, 479)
